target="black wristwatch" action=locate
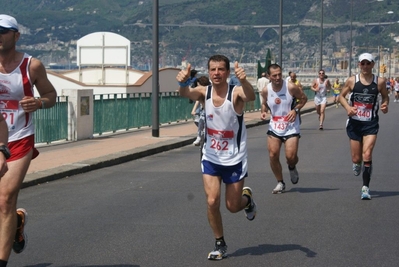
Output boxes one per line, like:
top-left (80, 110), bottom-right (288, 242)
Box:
top-left (294, 108), bottom-right (299, 114)
top-left (0, 145), bottom-right (11, 159)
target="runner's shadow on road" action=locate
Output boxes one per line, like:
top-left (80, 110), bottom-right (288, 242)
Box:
top-left (287, 187), bottom-right (339, 193)
top-left (371, 190), bottom-right (399, 198)
top-left (25, 264), bottom-right (139, 267)
top-left (229, 243), bottom-right (317, 258)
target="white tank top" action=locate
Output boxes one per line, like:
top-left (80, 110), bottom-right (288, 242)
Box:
top-left (267, 81), bottom-right (300, 136)
top-left (0, 54), bottom-right (35, 142)
top-left (202, 85), bottom-right (247, 166)
top-left (316, 78), bottom-right (327, 97)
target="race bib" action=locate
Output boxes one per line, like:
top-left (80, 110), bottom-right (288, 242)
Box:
top-left (352, 102), bottom-right (372, 121)
top-left (271, 116), bottom-right (289, 134)
top-left (0, 100), bottom-right (20, 132)
top-left (206, 128), bottom-right (234, 157)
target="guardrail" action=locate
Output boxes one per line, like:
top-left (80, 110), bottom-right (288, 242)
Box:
top-left (34, 96), bottom-right (68, 144)
top-left (34, 87), bottom-right (320, 144)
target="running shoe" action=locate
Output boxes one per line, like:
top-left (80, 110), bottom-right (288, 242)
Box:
top-left (272, 182), bottom-right (285, 194)
top-left (193, 136), bottom-right (201, 146)
top-left (353, 163), bottom-right (361, 176)
top-left (242, 187), bottom-right (256, 221)
top-left (208, 241), bottom-right (227, 260)
top-left (361, 186), bottom-right (371, 200)
top-left (289, 166), bottom-right (299, 184)
top-left (13, 208), bottom-right (28, 254)
top-left (319, 125), bottom-right (323, 130)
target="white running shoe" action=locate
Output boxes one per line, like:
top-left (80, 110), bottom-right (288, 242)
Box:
top-left (353, 163), bottom-right (361, 176)
top-left (208, 241), bottom-right (227, 260)
top-left (193, 136), bottom-right (201, 146)
top-left (361, 186), bottom-right (371, 200)
top-left (272, 182), bottom-right (285, 194)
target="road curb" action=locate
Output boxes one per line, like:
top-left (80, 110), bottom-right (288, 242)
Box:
top-left (23, 102), bottom-right (332, 188)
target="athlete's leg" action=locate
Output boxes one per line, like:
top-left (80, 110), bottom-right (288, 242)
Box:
top-left (349, 139), bottom-right (362, 164)
top-left (0, 150), bottom-right (33, 261)
top-left (319, 103), bottom-right (327, 126)
top-left (362, 135), bottom-right (377, 162)
top-left (284, 136), bottom-right (299, 167)
top-left (267, 135), bottom-right (283, 181)
top-left (224, 179), bottom-right (248, 213)
top-left (203, 174), bottom-right (223, 239)
top-left (315, 103), bottom-right (321, 117)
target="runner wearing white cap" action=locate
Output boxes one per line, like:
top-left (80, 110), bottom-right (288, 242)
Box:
top-left (339, 52), bottom-right (389, 200)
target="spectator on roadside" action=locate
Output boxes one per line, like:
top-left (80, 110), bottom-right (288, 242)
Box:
top-left (285, 71), bottom-right (292, 83)
top-left (0, 14), bottom-right (57, 266)
top-left (188, 69), bottom-right (198, 104)
top-left (256, 72), bottom-right (269, 107)
top-left (191, 76), bottom-right (211, 146)
top-left (228, 74), bottom-right (241, 87)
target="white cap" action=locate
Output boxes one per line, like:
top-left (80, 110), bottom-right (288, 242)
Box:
top-left (0, 14), bottom-right (19, 31)
top-left (358, 53), bottom-right (374, 62)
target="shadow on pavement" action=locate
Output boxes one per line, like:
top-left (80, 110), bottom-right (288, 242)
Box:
top-left (370, 190), bottom-right (399, 198)
top-left (287, 187), bottom-right (339, 193)
top-left (25, 264), bottom-right (139, 267)
top-left (229, 243), bottom-right (317, 258)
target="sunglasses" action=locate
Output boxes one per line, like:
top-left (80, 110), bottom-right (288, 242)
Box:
top-left (360, 62), bottom-right (372, 66)
top-left (0, 27), bottom-right (17, 35)
top-left (319, 72), bottom-right (325, 75)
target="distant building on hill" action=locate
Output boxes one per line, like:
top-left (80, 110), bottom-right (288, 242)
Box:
top-left (41, 32), bottom-right (180, 97)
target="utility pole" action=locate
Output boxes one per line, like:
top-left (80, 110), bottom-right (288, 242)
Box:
top-left (319, 0), bottom-right (323, 71)
top-left (152, 0), bottom-right (159, 137)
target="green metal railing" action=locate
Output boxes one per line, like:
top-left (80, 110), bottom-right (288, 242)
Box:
top-left (33, 88), bottom-right (321, 143)
top-left (34, 96), bottom-right (68, 144)
top-left (93, 92), bottom-right (193, 135)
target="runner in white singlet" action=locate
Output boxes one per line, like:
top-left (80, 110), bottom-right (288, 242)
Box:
top-left (0, 14), bottom-right (57, 264)
top-left (177, 55), bottom-right (257, 261)
top-left (260, 64), bottom-right (307, 194)
top-left (311, 70), bottom-right (331, 130)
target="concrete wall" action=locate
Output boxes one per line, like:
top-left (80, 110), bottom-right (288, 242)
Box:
top-left (62, 89), bottom-right (94, 141)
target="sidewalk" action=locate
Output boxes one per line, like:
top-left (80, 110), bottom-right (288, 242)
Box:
top-left (23, 97), bottom-right (335, 188)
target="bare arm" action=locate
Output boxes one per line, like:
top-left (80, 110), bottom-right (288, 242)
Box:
top-left (326, 79), bottom-right (332, 92)
top-left (379, 77), bottom-right (389, 114)
top-left (310, 79), bottom-right (318, 92)
top-left (287, 83), bottom-right (307, 122)
top-left (0, 118), bottom-right (8, 177)
top-left (260, 87), bottom-right (269, 120)
top-left (338, 77), bottom-right (357, 116)
top-left (20, 58), bottom-right (57, 112)
top-left (176, 64), bottom-right (205, 102)
top-left (234, 61), bottom-right (256, 102)
top-left (191, 101), bottom-right (199, 116)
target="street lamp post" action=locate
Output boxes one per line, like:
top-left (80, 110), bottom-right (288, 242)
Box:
top-left (152, 0), bottom-right (159, 137)
top-left (349, 0), bottom-right (353, 76)
top-left (279, 0), bottom-right (283, 66)
top-left (377, 0), bottom-right (384, 77)
top-left (320, 0), bottom-right (323, 71)
top-left (386, 11), bottom-right (394, 78)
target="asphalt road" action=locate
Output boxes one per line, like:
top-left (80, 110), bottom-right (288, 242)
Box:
top-left (10, 102), bottom-right (399, 267)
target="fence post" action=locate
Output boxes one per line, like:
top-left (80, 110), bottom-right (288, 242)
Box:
top-left (62, 89), bottom-right (94, 141)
